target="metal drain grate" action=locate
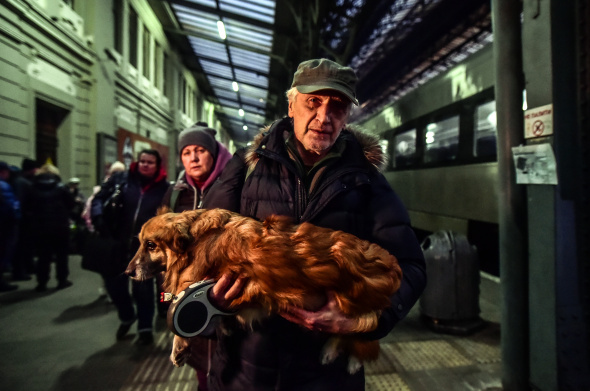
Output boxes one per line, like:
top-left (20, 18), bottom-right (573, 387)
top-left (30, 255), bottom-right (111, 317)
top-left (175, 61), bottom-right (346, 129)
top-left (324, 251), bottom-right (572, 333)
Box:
top-left (389, 340), bottom-right (472, 371)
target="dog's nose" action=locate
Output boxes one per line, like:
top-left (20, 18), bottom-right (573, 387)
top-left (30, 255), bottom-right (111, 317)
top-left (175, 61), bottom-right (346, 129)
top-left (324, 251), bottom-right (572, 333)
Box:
top-left (125, 267), bottom-right (137, 278)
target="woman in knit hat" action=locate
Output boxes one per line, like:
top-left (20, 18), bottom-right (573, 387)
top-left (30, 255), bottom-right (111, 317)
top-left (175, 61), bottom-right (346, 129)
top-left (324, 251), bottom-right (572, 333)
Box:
top-left (160, 122), bottom-right (233, 391)
top-left (162, 122), bottom-right (233, 211)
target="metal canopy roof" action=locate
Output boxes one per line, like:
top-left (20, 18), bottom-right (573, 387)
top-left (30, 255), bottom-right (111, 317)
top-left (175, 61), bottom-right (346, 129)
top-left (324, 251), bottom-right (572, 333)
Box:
top-left (166, 0), bottom-right (276, 142)
top-left (153, 0), bottom-right (492, 145)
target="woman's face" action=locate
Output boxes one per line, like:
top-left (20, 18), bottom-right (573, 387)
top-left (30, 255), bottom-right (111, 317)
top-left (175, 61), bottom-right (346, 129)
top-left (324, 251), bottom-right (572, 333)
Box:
top-left (181, 145), bottom-right (214, 182)
top-left (137, 153), bottom-right (158, 178)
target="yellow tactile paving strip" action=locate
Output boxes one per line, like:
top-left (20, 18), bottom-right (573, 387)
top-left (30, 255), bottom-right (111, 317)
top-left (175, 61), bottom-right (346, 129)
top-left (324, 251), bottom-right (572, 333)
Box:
top-left (388, 340), bottom-right (473, 371)
top-left (119, 333), bottom-right (500, 390)
top-left (366, 373), bottom-right (411, 391)
top-left (453, 338), bottom-right (501, 364)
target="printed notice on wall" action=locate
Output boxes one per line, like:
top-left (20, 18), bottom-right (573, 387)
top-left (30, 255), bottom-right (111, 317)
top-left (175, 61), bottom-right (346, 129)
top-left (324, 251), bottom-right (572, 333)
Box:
top-left (512, 143), bottom-right (558, 185)
top-left (524, 103), bottom-right (553, 138)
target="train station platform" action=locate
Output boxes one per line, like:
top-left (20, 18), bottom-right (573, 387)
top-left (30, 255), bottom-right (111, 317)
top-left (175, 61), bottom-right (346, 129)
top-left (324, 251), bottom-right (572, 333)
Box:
top-left (0, 255), bottom-right (502, 391)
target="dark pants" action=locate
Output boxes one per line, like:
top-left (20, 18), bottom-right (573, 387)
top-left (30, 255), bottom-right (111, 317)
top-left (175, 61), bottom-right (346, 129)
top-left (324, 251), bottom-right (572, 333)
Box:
top-left (36, 230), bottom-right (69, 285)
top-left (0, 226), bottom-right (18, 271)
top-left (103, 273), bottom-right (155, 332)
top-left (13, 223), bottom-right (36, 276)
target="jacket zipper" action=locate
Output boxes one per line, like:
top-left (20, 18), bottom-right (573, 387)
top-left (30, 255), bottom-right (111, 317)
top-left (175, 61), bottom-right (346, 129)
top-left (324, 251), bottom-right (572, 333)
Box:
top-left (190, 184), bottom-right (200, 209)
top-left (296, 178), bottom-right (305, 223)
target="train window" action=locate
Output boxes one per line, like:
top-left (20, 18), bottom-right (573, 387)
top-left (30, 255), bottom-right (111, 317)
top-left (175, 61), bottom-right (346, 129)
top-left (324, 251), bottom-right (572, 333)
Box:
top-left (474, 100), bottom-right (497, 158)
top-left (424, 116), bottom-right (459, 164)
top-left (393, 129), bottom-right (417, 168)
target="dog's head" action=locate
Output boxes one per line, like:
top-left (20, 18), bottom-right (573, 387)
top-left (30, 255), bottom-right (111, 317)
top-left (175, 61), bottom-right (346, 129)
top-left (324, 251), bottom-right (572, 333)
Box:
top-left (125, 207), bottom-right (236, 292)
top-left (126, 208), bottom-right (184, 280)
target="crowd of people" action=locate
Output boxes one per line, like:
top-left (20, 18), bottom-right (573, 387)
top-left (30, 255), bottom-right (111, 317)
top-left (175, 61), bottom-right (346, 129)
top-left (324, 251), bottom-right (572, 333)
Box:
top-left (0, 159), bottom-right (83, 292)
top-left (0, 58), bottom-right (427, 391)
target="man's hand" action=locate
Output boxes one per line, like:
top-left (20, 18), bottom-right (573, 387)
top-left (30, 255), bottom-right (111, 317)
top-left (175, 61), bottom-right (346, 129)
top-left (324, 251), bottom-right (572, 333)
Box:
top-left (280, 291), bottom-right (360, 334)
top-left (208, 272), bottom-right (247, 311)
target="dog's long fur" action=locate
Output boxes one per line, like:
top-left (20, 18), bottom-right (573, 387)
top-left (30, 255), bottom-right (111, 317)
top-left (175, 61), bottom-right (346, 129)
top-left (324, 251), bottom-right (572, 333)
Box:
top-left (126, 207), bottom-right (402, 371)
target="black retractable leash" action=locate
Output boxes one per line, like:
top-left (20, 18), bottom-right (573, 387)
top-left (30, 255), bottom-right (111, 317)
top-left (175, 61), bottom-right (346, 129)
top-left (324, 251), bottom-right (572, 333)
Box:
top-left (163, 279), bottom-right (235, 337)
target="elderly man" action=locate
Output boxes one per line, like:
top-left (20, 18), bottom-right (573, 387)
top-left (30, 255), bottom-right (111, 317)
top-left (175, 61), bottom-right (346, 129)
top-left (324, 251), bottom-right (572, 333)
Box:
top-left (202, 58), bottom-right (427, 391)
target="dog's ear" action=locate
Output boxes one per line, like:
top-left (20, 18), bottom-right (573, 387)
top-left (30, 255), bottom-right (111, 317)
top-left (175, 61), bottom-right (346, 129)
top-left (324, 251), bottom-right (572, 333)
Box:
top-left (158, 205), bottom-right (172, 215)
top-left (171, 218), bottom-right (193, 253)
top-left (188, 209), bottom-right (232, 238)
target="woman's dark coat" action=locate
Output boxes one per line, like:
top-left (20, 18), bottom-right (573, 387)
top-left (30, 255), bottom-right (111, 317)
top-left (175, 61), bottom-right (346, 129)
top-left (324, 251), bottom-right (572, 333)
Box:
top-left (91, 163), bottom-right (170, 260)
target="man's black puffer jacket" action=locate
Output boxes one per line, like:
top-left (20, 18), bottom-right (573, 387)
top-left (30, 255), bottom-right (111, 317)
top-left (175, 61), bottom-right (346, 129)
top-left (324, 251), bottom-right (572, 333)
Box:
top-left (204, 117), bottom-right (426, 391)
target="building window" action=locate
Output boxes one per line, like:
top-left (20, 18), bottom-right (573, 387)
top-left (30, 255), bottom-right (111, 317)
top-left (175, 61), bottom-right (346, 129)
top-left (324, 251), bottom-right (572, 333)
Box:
top-left (181, 77), bottom-right (186, 113)
top-left (393, 129), bottom-right (417, 168)
top-left (142, 25), bottom-right (150, 79)
top-left (154, 42), bottom-right (162, 90)
top-left (129, 7), bottom-right (138, 68)
top-left (190, 89), bottom-right (195, 118)
top-left (163, 52), bottom-right (169, 98)
top-left (196, 92), bottom-right (203, 120)
top-left (113, 0), bottom-right (123, 53)
top-left (473, 100), bottom-right (497, 158)
top-left (424, 116), bottom-right (459, 164)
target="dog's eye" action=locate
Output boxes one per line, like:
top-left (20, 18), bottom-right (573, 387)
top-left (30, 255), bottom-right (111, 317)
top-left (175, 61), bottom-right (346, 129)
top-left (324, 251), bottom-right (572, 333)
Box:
top-left (146, 241), bottom-right (157, 251)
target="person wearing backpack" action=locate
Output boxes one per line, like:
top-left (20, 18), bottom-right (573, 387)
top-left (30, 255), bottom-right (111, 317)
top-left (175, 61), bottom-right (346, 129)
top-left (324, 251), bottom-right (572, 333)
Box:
top-left (160, 123), bottom-right (232, 391)
top-left (91, 149), bottom-right (169, 345)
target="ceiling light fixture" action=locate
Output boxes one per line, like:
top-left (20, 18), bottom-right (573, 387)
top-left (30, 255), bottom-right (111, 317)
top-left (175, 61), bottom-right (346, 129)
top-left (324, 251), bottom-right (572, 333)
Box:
top-left (217, 20), bottom-right (226, 40)
top-left (243, 125), bottom-right (248, 131)
top-left (232, 81), bottom-right (239, 91)
top-left (239, 108), bottom-right (245, 117)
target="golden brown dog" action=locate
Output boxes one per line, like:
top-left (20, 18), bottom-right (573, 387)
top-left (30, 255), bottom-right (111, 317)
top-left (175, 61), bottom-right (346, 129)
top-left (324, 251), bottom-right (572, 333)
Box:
top-left (126, 207), bottom-right (402, 372)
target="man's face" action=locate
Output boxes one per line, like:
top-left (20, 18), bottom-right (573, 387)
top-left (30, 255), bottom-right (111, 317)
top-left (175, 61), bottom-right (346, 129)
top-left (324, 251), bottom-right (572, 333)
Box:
top-left (181, 145), bottom-right (214, 182)
top-left (288, 90), bottom-right (351, 159)
top-left (138, 153), bottom-right (158, 178)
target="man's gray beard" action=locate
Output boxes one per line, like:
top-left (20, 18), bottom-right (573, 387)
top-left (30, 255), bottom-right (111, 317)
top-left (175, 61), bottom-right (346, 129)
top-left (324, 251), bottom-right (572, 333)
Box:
top-left (307, 142), bottom-right (330, 155)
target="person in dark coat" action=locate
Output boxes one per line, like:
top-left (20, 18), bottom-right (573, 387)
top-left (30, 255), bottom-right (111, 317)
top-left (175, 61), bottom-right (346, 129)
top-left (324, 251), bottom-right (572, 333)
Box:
top-left (91, 149), bottom-right (170, 345)
top-left (0, 161), bottom-right (21, 291)
top-left (28, 163), bottom-right (75, 292)
top-left (11, 158), bottom-right (41, 280)
top-left (202, 58), bottom-right (427, 391)
top-left (160, 122), bottom-right (232, 391)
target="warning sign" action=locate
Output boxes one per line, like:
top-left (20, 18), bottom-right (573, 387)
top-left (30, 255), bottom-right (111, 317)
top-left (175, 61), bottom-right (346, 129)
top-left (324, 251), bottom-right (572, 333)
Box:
top-left (524, 104), bottom-right (553, 138)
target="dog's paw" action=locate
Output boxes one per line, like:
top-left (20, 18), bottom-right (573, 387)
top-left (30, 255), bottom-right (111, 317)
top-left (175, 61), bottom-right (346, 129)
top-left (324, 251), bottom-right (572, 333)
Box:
top-left (321, 337), bottom-right (342, 365)
top-left (347, 356), bottom-right (363, 374)
top-left (170, 351), bottom-right (188, 367)
top-left (170, 336), bottom-right (190, 367)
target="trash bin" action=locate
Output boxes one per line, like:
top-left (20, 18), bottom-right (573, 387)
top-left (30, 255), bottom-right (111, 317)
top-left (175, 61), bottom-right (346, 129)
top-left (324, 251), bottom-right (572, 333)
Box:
top-left (419, 230), bottom-right (485, 334)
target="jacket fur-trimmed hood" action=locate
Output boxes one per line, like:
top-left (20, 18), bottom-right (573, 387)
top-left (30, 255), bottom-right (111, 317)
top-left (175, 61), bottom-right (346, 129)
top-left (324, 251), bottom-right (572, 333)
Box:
top-left (244, 121), bottom-right (388, 171)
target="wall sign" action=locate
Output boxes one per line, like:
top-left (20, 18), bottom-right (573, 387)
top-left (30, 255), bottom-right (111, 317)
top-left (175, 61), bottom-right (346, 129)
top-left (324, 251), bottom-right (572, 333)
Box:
top-left (524, 103), bottom-right (553, 138)
top-left (512, 143), bottom-right (558, 185)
